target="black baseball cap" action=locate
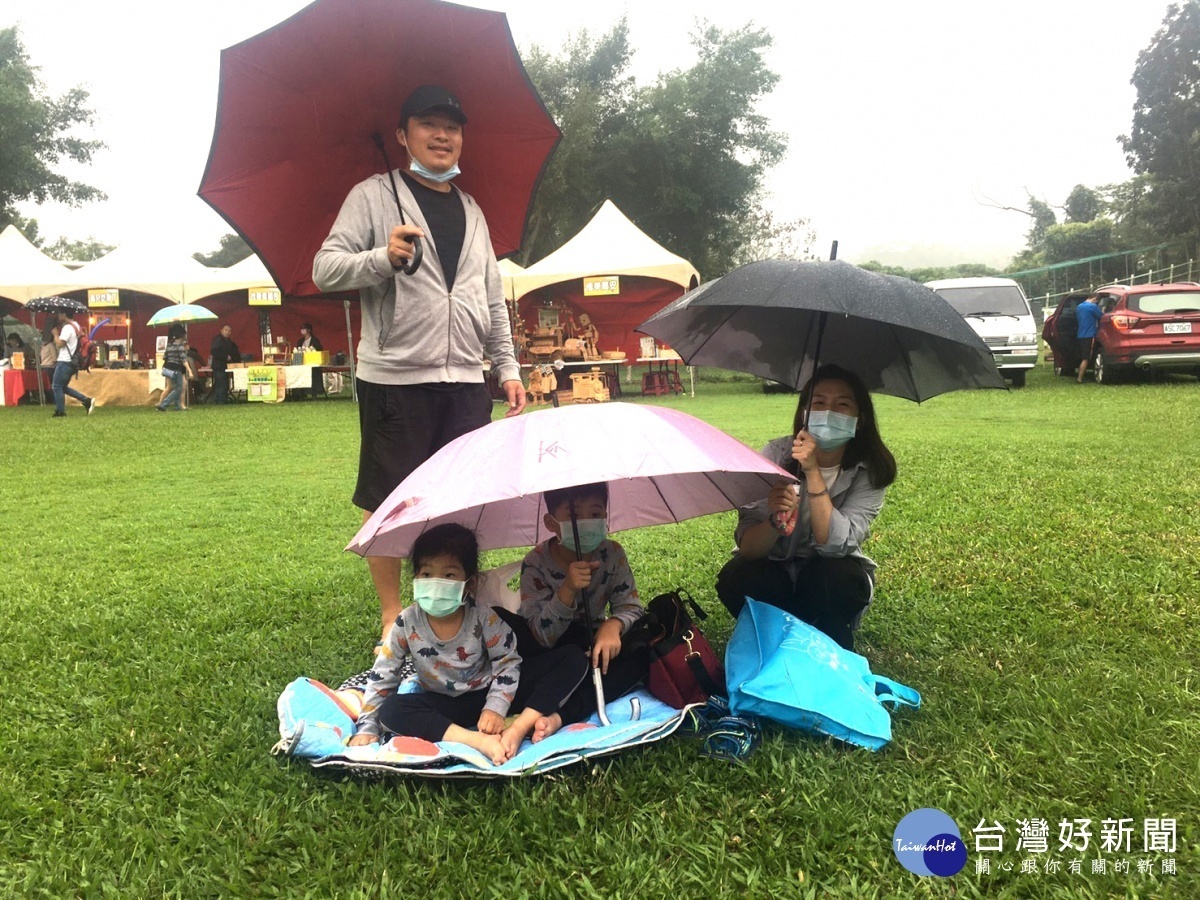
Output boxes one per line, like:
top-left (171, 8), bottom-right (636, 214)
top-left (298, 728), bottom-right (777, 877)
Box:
top-left (399, 85), bottom-right (467, 127)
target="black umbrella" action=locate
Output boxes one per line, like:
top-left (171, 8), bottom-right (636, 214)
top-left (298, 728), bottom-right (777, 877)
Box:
top-left (25, 296), bottom-right (88, 314)
top-left (636, 260), bottom-right (1007, 402)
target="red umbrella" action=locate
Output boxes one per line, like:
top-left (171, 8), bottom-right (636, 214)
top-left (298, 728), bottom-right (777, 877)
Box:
top-left (198, 0), bottom-right (561, 297)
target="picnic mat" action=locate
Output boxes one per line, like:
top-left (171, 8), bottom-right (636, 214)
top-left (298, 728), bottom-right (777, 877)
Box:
top-left (272, 676), bottom-right (692, 778)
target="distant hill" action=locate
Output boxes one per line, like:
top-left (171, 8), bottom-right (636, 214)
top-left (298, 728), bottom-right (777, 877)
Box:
top-left (846, 240), bottom-right (1019, 270)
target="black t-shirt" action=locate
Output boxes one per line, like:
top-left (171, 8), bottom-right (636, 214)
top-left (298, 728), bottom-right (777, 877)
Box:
top-left (401, 172), bottom-right (465, 292)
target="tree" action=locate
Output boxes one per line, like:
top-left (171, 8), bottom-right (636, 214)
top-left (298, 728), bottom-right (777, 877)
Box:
top-left (729, 201), bottom-right (817, 266)
top-left (859, 260), bottom-right (1001, 283)
top-left (521, 21), bottom-right (787, 278)
top-left (193, 233), bottom-right (251, 267)
top-left (1025, 196), bottom-right (1057, 250)
top-left (0, 26), bottom-right (105, 228)
top-left (1042, 218), bottom-right (1116, 264)
top-left (520, 22), bottom-right (634, 264)
top-left (2, 210), bottom-right (42, 246)
top-left (1063, 184), bottom-right (1102, 223)
top-left (1120, 1), bottom-right (1200, 253)
top-left (43, 235), bottom-right (113, 262)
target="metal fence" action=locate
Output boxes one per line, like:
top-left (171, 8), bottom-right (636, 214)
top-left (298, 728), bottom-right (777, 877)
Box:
top-left (1029, 259), bottom-right (1197, 324)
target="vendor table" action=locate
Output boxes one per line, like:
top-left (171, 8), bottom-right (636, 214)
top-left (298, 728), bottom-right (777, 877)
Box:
top-left (199, 365), bottom-right (352, 401)
top-left (1, 369), bottom-right (52, 406)
top-left (75, 369), bottom-right (167, 408)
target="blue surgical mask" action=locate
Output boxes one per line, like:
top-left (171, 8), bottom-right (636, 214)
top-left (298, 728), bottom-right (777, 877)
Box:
top-left (413, 577), bottom-right (466, 617)
top-left (409, 159), bottom-right (461, 183)
top-left (806, 410), bottom-right (858, 451)
top-left (557, 517), bottom-right (607, 554)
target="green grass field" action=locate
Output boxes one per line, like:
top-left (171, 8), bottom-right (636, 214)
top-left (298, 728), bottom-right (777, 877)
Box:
top-left (2, 365), bottom-right (1197, 898)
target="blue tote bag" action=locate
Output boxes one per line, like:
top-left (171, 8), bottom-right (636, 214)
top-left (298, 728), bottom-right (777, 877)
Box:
top-left (725, 598), bottom-right (920, 751)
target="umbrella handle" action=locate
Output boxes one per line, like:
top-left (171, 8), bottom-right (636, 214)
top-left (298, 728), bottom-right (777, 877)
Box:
top-left (372, 132), bottom-right (424, 277)
top-left (398, 235), bottom-right (423, 276)
top-left (593, 667), bottom-right (611, 726)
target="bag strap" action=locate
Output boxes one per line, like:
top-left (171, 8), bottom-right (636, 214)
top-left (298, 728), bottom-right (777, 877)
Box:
top-left (680, 628), bottom-right (723, 697)
top-left (872, 676), bottom-right (921, 709)
top-left (676, 588), bottom-right (707, 622)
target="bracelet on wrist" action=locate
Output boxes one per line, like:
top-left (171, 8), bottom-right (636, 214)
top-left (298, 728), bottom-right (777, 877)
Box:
top-left (806, 485), bottom-right (829, 497)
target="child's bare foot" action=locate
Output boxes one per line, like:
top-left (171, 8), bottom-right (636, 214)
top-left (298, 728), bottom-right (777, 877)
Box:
top-left (465, 731), bottom-right (509, 766)
top-left (500, 708), bottom-right (540, 758)
top-left (532, 712), bottom-right (563, 744)
top-left (445, 724), bottom-right (511, 766)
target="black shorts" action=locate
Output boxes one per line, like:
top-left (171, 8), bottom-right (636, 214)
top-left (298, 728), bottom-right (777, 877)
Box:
top-left (353, 380), bottom-right (492, 512)
top-left (1077, 337), bottom-right (1097, 360)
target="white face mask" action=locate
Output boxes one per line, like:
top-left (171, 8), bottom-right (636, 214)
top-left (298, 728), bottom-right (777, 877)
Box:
top-left (806, 410), bottom-right (858, 451)
top-left (409, 159), bottom-right (461, 183)
top-left (556, 517), bottom-right (607, 554)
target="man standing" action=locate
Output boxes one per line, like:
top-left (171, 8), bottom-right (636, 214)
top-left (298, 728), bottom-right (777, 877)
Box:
top-left (1074, 295), bottom-right (1103, 383)
top-left (210, 324), bottom-right (241, 404)
top-left (314, 84), bottom-right (525, 649)
top-left (50, 311), bottom-right (95, 417)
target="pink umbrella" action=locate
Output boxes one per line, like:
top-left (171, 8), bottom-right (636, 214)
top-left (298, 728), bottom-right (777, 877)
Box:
top-left (347, 402), bottom-right (795, 558)
top-left (348, 401), bottom-right (794, 725)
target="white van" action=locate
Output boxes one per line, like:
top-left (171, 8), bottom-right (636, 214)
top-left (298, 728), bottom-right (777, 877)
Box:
top-left (923, 276), bottom-right (1039, 387)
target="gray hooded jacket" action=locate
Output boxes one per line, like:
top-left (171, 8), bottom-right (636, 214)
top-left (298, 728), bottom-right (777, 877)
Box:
top-left (312, 172), bottom-right (520, 386)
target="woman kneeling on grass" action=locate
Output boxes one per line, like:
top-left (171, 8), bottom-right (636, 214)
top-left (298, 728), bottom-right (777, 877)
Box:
top-left (716, 365), bottom-right (897, 651)
top-left (348, 523), bottom-right (588, 765)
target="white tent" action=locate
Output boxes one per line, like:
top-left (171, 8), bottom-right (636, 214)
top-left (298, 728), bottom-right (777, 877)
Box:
top-left (0, 225), bottom-right (77, 304)
top-left (187, 253), bottom-right (278, 303)
top-left (497, 258), bottom-right (524, 301)
top-left (509, 200), bottom-right (699, 301)
top-left (63, 240), bottom-right (240, 304)
top-left (508, 201), bottom-right (700, 362)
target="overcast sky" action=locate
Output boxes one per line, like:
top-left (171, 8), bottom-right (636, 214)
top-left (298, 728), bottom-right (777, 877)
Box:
top-left (6, 0), bottom-right (1173, 267)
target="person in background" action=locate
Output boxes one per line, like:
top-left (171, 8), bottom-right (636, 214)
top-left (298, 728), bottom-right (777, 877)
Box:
top-left (296, 323), bottom-right (322, 352)
top-left (49, 311), bottom-right (95, 418)
top-left (313, 84), bottom-right (525, 654)
top-left (156, 325), bottom-right (189, 412)
top-left (39, 323), bottom-right (58, 369)
top-left (296, 323), bottom-right (324, 396)
top-left (715, 365), bottom-right (897, 651)
top-left (1074, 294), bottom-right (1103, 383)
top-left (210, 324), bottom-right (241, 404)
top-left (4, 333), bottom-right (30, 366)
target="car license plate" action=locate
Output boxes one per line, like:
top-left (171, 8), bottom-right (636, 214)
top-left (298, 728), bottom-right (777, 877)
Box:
top-left (1164, 322), bottom-right (1192, 334)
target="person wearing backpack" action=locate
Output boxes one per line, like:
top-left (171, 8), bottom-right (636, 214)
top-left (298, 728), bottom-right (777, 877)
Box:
top-left (50, 311), bottom-right (95, 417)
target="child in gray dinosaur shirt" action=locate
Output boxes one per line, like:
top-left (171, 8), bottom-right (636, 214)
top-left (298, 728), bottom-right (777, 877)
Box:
top-left (349, 523), bottom-right (587, 765)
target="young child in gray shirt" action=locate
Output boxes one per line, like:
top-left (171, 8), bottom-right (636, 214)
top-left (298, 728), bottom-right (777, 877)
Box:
top-left (350, 524), bottom-right (586, 765)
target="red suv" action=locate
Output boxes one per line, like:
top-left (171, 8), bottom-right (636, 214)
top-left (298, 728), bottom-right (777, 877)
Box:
top-left (1043, 283), bottom-right (1200, 383)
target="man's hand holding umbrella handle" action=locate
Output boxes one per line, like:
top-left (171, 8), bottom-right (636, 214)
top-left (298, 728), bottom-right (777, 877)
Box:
top-left (387, 225), bottom-right (425, 271)
top-left (502, 379), bottom-right (526, 417)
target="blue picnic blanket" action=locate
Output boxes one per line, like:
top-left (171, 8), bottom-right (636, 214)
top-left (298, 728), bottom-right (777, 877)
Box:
top-left (272, 676), bottom-right (691, 778)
